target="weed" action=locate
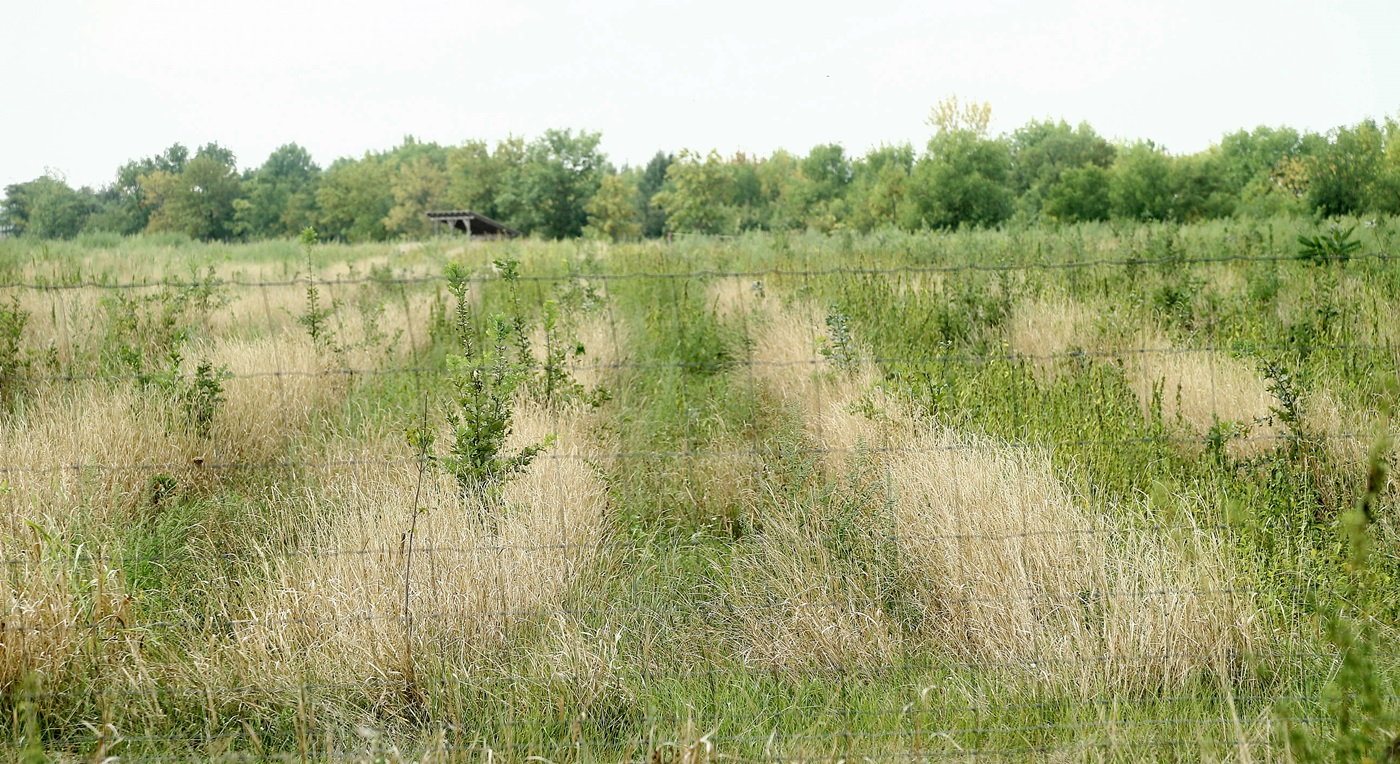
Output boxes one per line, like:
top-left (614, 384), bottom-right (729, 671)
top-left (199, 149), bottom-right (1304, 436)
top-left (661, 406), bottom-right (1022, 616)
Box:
top-left (179, 359), bottom-right (229, 439)
top-left (0, 296), bottom-right (29, 409)
top-left (297, 227), bottom-right (337, 350)
top-left (408, 268), bottom-right (552, 514)
top-left (1261, 359), bottom-right (1311, 455)
top-left (147, 473), bottom-right (178, 507)
top-left (819, 309), bottom-right (858, 371)
top-left (1297, 224), bottom-right (1362, 265)
top-left (100, 267), bottom-right (227, 380)
top-left (1284, 432), bottom-right (1397, 760)
top-left (538, 298), bottom-right (585, 404)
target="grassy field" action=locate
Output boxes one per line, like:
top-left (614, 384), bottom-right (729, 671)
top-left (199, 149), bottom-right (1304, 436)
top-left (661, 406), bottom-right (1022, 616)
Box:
top-left (1, 217), bottom-right (1399, 761)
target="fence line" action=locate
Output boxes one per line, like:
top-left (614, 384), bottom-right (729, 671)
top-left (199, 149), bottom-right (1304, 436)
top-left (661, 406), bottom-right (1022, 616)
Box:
top-left (2, 249), bottom-right (1397, 292)
top-left (2, 251), bottom-right (1394, 760)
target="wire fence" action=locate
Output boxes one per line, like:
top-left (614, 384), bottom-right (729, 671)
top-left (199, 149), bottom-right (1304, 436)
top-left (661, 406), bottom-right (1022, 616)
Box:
top-left (0, 249), bottom-right (1396, 760)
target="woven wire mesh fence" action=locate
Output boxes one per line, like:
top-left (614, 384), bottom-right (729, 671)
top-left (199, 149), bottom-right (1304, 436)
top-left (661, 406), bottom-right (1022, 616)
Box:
top-left (1, 245), bottom-right (1397, 761)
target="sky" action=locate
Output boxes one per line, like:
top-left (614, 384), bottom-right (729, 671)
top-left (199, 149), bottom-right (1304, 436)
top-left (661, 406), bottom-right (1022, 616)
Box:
top-left (3, 0), bottom-right (1398, 191)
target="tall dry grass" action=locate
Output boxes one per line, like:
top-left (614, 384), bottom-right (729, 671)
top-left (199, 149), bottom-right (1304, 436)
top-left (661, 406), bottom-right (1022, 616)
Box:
top-left (0, 331), bottom-right (343, 692)
top-left (727, 291), bottom-right (1257, 692)
top-left (211, 316), bottom-right (624, 698)
top-left (1008, 295), bottom-right (1094, 376)
top-left (217, 398), bottom-right (611, 699)
top-left (1011, 297), bottom-right (1281, 456)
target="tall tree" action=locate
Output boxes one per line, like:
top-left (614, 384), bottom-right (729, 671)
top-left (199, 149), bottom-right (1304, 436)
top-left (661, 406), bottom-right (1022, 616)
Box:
top-left (635, 151), bottom-right (673, 237)
top-left (510, 129), bottom-right (606, 239)
top-left (384, 154), bottom-right (449, 238)
top-left (234, 143), bottom-right (321, 239)
top-left (849, 143), bottom-right (914, 231)
top-left (1042, 165), bottom-right (1111, 223)
top-left (86, 144), bottom-right (190, 235)
top-left (1010, 119), bottom-right (1115, 217)
top-left (316, 154), bottom-right (393, 242)
top-left (905, 97), bottom-right (1014, 230)
top-left (653, 149), bottom-right (738, 235)
top-left (1308, 120), bottom-right (1387, 217)
top-left (0, 172), bottom-right (97, 238)
top-left (141, 143), bottom-right (242, 240)
top-left (1108, 141), bottom-right (1174, 221)
top-left (585, 173), bottom-right (641, 241)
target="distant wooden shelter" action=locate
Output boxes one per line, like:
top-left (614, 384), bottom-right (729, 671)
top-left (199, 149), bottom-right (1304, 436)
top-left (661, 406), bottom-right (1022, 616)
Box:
top-left (425, 210), bottom-right (522, 239)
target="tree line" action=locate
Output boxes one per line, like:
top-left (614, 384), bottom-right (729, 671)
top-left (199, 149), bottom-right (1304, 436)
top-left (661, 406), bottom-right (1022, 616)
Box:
top-left (4, 98), bottom-right (1399, 242)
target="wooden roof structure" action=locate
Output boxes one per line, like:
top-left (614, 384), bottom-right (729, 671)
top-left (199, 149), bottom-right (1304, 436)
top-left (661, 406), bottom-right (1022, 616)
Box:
top-left (425, 210), bottom-right (522, 239)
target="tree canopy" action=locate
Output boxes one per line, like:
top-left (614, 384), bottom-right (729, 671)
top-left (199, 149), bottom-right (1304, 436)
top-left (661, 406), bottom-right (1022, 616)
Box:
top-left (8, 103), bottom-right (1400, 242)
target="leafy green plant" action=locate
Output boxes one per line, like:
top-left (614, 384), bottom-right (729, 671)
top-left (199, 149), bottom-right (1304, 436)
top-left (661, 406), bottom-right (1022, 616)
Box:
top-left (297, 227), bottom-right (337, 349)
top-left (537, 297), bottom-right (585, 404)
top-left (408, 270), bottom-right (552, 514)
top-left (180, 359), bottom-right (229, 438)
top-left (494, 257), bottom-right (534, 375)
top-left (1297, 225), bottom-right (1362, 265)
top-left (101, 267), bottom-right (227, 381)
top-left (820, 310), bottom-right (858, 371)
top-left (148, 351), bottom-right (230, 438)
top-left (1261, 359), bottom-right (1312, 456)
top-left (1284, 433), bottom-right (1398, 761)
top-left (0, 296), bottom-right (29, 410)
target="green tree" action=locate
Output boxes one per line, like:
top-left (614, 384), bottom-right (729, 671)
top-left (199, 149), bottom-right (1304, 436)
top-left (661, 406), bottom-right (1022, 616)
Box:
top-left (1218, 126), bottom-right (1326, 217)
top-left (757, 149), bottom-right (805, 230)
top-left (762, 144), bottom-right (853, 231)
top-left (653, 149), bottom-right (738, 235)
top-left (384, 154), bottom-right (449, 238)
top-left (1168, 148), bottom-right (1234, 221)
top-left (1042, 165), bottom-right (1111, 223)
top-left (848, 143), bottom-right (914, 231)
top-left (142, 143), bottom-right (243, 240)
top-left (315, 154), bottom-right (392, 242)
top-left (445, 138), bottom-right (526, 224)
top-left (87, 144), bottom-right (189, 234)
top-left (1108, 141), bottom-right (1173, 221)
top-left (1, 172), bottom-right (97, 238)
top-left (1009, 119), bottom-right (1115, 217)
top-left (905, 98), bottom-right (1014, 230)
top-left (234, 143), bottom-right (321, 239)
top-left (1308, 120), bottom-right (1386, 217)
top-left (636, 151), bottom-right (673, 237)
top-left (1373, 116), bottom-right (1400, 215)
top-left (584, 173), bottom-right (641, 241)
top-left (508, 129), bottom-right (605, 239)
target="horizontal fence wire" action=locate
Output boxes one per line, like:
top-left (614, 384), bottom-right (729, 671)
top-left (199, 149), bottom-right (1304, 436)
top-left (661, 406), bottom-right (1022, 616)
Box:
top-left (1, 250), bottom-right (1395, 760)
top-left (0, 585), bottom-right (1279, 636)
top-left (1, 249), bottom-right (1396, 291)
top-left (2, 340), bottom-right (1397, 386)
top-left (0, 432), bottom-right (1376, 478)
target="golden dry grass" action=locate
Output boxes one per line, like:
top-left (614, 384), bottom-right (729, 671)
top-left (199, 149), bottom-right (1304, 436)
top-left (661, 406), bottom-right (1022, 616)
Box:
top-left (0, 547), bottom-right (84, 692)
top-left (728, 509), bottom-right (899, 673)
top-left (1009, 295), bottom-right (1095, 375)
top-left (707, 276), bottom-right (768, 323)
top-left (728, 295), bottom-right (1257, 692)
top-left (0, 330), bottom-right (344, 690)
top-left (1121, 330), bottom-right (1279, 456)
top-left (221, 397), bottom-right (611, 692)
top-left (1012, 297), bottom-right (1282, 456)
top-left (744, 302), bottom-right (903, 456)
top-left (212, 314), bottom-right (624, 691)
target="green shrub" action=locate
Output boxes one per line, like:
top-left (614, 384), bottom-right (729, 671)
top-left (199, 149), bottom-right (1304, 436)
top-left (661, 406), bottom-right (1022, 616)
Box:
top-left (0, 296), bottom-right (29, 409)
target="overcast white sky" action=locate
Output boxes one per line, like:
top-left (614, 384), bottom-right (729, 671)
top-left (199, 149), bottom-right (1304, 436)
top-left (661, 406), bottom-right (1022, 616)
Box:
top-left (3, 0), bottom-right (1397, 190)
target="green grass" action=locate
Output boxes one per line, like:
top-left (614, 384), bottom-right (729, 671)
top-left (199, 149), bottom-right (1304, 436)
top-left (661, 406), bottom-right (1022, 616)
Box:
top-left (0, 217), bottom-right (1397, 761)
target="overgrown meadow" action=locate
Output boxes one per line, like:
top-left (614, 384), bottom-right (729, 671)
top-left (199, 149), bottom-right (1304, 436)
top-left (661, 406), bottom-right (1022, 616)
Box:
top-left (1, 216), bottom-right (1399, 761)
